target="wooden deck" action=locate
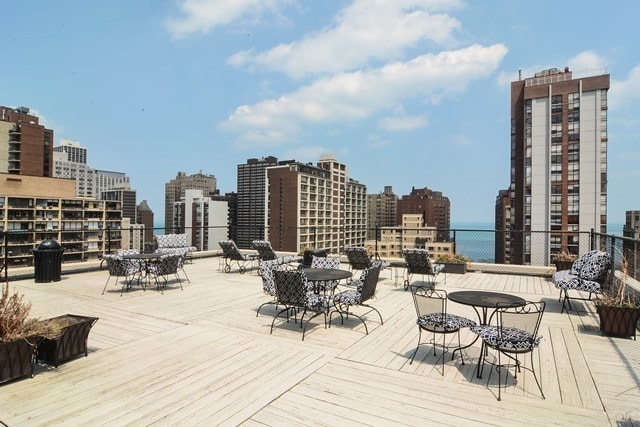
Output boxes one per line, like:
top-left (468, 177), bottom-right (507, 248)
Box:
top-left (1, 259), bottom-right (639, 426)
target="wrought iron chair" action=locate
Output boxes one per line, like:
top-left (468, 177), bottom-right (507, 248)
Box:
top-left (256, 259), bottom-right (283, 317)
top-left (101, 255), bottom-right (141, 296)
top-left (402, 248), bottom-right (444, 291)
top-left (552, 250), bottom-right (611, 313)
top-left (149, 254), bottom-right (182, 294)
top-left (309, 255), bottom-right (341, 295)
top-left (343, 246), bottom-right (389, 278)
top-left (219, 240), bottom-right (259, 274)
top-left (270, 269), bottom-right (327, 340)
top-left (470, 301), bottom-right (546, 401)
top-left (409, 286), bottom-right (476, 375)
top-left (329, 261), bottom-right (383, 335)
top-left (252, 240), bottom-right (302, 266)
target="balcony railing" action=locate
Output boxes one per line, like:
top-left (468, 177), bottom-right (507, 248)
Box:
top-left (1, 225), bottom-right (638, 285)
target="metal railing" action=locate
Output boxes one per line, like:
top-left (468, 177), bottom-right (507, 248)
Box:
top-left (1, 225), bottom-right (638, 283)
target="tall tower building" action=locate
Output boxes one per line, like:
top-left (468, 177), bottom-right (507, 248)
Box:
top-left (494, 189), bottom-right (511, 264)
top-left (367, 186), bottom-right (398, 239)
top-left (266, 155), bottom-right (366, 254)
top-left (0, 106), bottom-right (54, 177)
top-left (397, 186), bottom-right (450, 242)
top-left (509, 68), bottom-right (609, 265)
top-left (173, 189), bottom-right (227, 251)
top-left (236, 156), bottom-right (278, 248)
top-left (137, 199), bottom-right (155, 244)
top-left (53, 139), bottom-right (95, 197)
top-left (164, 171), bottom-right (217, 233)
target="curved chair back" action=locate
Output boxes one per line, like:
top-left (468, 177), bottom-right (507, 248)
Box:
top-left (252, 240), bottom-right (278, 261)
top-left (259, 259), bottom-right (282, 296)
top-left (273, 269), bottom-right (308, 306)
top-left (403, 248), bottom-right (436, 275)
top-left (359, 262), bottom-right (382, 302)
top-left (344, 246), bottom-right (373, 271)
top-left (219, 240), bottom-right (244, 261)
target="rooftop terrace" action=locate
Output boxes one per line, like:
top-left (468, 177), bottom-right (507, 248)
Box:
top-left (1, 257), bottom-right (639, 426)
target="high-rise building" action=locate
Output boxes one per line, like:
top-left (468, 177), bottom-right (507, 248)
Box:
top-left (236, 157), bottom-right (278, 248)
top-left (623, 210), bottom-right (640, 278)
top-left (509, 67), bottom-right (609, 265)
top-left (367, 186), bottom-right (398, 240)
top-left (0, 106), bottom-right (53, 177)
top-left (397, 186), bottom-right (450, 242)
top-left (102, 183), bottom-right (136, 222)
top-left (173, 189), bottom-right (227, 251)
top-left (494, 189), bottom-right (511, 264)
top-left (53, 139), bottom-right (95, 197)
top-left (136, 199), bottom-right (154, 244)
top-left (164, 171), bottom-right (217, 234)
top-left (266, 154), bottom-right (366, 254)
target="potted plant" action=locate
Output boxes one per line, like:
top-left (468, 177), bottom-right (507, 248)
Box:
top-left (436, 253), bottom-right (469, 274)
top-left (553, 249), bottom-right (577, 272)
top-left (594, 257), bottom-right (640, 339)
top-left (0, 284), bottom-right (55, 384)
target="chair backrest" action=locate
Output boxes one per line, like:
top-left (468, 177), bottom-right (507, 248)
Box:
top-left (492, 301), bottom-right (546, 345)
top-left (156, 254), bottom-right (180, 275)
top-left (219, 240), bottom-right (243, 261)
top-left (252, 240), bottom-right (277, 261)
top-left (412, 286), bottom-right (448, 319)
top-left (311, 255), bottom-right (340, 270)
top-left (344, 246), bottom-right (372, 270)
top-left (403, 248), bottom-right (436, 275)
top-left (105, 255), bottom-right (127, 276)
top-left (273, 269), bottom-right (308, 306)
top-left (358, 262), bottom-right (382, 302)
top-left (259, 259), bottom-right (282, 296)
top-left (570, 250), bottom-right (611, 284)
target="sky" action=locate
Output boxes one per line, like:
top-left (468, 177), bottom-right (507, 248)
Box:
top-left (2, 0), bottom-right (639, 226)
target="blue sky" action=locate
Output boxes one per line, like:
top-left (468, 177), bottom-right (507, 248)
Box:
top-left (2, 1), bottom-right (639, 225)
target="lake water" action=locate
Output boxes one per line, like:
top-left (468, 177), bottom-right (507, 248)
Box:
top-left (450, 222), bottom-right (625, 263)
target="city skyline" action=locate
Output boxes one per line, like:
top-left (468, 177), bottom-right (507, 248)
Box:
top-left (2, 1), bottom-right (639, 224)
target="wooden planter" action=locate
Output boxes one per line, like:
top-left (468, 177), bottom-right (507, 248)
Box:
top-left (0, 338), bottom-right (38, 384)
top-left (595, 304), bottom-right (640, 340)
top-left (442, 262), bottom-right (467, 274)
top-left (37, 314), bottom-right (99, 367)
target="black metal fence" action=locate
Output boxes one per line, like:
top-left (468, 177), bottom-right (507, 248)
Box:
top-left (1, 225), bottom-right (639, 282)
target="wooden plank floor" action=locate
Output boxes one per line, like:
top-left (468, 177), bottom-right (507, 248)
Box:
top-left (1, 259), bottom-right (638, 426)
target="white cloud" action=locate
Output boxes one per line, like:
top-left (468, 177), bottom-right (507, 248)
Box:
top-left (610, 64), bottom-right (640, 109)
top-left (222, 43), bottom-right (507, 145)
top-left (229, 0), bottom-right (464, 78)
top-left (165, 0), bottom-right (293, 39)
top-left (449, 134), bottom-right (472, 146)
top-left (378, 115), bottom-right (427, 131)
top-left (567, 50), bottom-right (608, 74)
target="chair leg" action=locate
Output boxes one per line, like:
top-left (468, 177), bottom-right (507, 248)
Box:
top-left (102, 276), bottom-right (113, 295)
top-left (409, 328), bottom-right (423, 364)
top-left (530, 349), bottom-right (545, 399)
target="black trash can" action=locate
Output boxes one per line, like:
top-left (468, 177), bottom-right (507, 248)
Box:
top-left (32, 239), bottom-right (65, 283)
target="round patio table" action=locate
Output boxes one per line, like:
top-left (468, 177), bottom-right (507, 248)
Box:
top-left (301, 268), bottom-right (352, 283)
top-left (447, 290), bottom-right (526, 378)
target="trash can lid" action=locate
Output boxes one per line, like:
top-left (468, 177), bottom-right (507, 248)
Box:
top-left (37, 239), bottom-right (61, 250)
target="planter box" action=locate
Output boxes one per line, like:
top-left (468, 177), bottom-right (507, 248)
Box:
top-left (442, 262), bottom-right (467, 274)
top-left (0, 339), bottom-right (37, 384)
top-left (595, 304), bottom-right (640, 340)
top-left (554, 260), bottom-right (574, 272)
top-left (37, 314), bottom-right (99, 367)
